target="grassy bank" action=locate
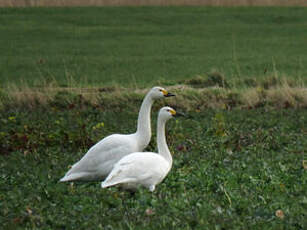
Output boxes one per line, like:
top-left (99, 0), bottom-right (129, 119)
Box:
top-left (0, 6), bottom-right (307, 87)
top-left (1, 76), bottom-right (306, 111)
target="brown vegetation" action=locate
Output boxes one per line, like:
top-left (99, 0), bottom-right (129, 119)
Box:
top-left (0, 0), bottom-right (306, 7)
top-left (1, 80), bottom-right (307, 110)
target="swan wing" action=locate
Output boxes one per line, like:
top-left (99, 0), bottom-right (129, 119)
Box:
top-left (60, 134), bottom-right (139, 181)
top-left (101, 152), bottom-right (169, 189)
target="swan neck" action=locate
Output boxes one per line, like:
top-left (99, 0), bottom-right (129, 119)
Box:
top-left (157, 117), bottom-right (172, 166)
top-left (136, 93), bottom-right (153, 148)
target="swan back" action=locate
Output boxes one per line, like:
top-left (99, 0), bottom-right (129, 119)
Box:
top-left (101, 152), bottom-right (169, 190)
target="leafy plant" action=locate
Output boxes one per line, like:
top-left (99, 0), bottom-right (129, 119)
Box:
top-left (2, 107), bottom-right (306, 229)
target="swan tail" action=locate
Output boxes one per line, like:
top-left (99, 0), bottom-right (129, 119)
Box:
top-left (101, 181), bottom-right (114, 188)
top-left (101, 178), bottom-right (132, 188)
top-left (59, 172), bottom-right (88, 182)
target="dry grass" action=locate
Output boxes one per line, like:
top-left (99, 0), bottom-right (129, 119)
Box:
top-left (1, 78), bottom-right (306, 110)
top-left (0, 0), bottom-right (306, 7)
top-left (240, 87), bottom-right (263, 108)
top-left (266, 84), bottom-right (307, 108)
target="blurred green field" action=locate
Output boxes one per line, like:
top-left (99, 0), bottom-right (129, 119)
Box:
top-left (0, 6), bottom-right (307, 87)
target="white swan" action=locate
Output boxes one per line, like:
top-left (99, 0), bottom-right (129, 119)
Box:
top-left (60, 87), bottom-right (175, 182)
top-left (101, 106), bottom-right (178, 192)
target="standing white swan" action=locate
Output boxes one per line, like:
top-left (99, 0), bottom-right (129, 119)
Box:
top-left (60, 87), bottom-right (175, 182)
top-left (101, 106), bottom-right (179, 192)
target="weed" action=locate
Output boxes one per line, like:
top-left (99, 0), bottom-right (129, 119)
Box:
top-left (1, 107), bottom-right (306, 229)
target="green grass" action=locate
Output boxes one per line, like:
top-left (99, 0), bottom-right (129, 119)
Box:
top-left (0, 6), bottom-right (307, 87)
top-left (0, 102), bottom-right (306, 229)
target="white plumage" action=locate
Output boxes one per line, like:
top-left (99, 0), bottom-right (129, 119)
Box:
top-left (60, 87), bottom-right (175, 182)
top-left (101, 106), bottom-right (177, 192)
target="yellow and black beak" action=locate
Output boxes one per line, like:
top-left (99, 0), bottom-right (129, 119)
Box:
top-left (162, 89), bottom-right (175, 97)
top-left (171, 109), bottom-right (185, 117)
top-left (170, 109), bottom-right (176, 116)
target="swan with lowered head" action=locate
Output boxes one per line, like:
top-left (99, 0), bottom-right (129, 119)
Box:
top-left (101, 106), bottom-right (179, 192)
top-left (60, 87), bottom-right (175, 182)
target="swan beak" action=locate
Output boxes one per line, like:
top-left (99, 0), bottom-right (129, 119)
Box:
top-left (163, 90), bottom-right (175, 97)
top-left (170, 110), bottom-right (185, 117)
top-left (165, 92), bottom-right (176, 97)
top-left (174, 111), bottom-right (186, 117)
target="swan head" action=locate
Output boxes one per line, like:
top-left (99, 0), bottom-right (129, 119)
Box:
top-left (149, 86), bottom-right (175, 100)
top-left (159, 106), bottom-right (177, 122)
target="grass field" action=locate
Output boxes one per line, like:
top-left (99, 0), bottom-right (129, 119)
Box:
top-left (0, 6), bottom-right (307, 88)
top-left (1, 0), bottom-right (307, 7)
top-left (0, 6), bottom-right (307, 230)
top-left (1, 104), bottom-right (306, 229)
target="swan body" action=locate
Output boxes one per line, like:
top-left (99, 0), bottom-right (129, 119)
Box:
top-left (101, 152), bottom-right (170, 191)
top-left (60, 87), bottom-right (175, 182)
top-left (101, 106), bottom-right (177, 191)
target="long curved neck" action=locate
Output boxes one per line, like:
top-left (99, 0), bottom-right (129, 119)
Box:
top-left (157, 118), bottom-right (172, 166)
top-left (136, 93), bottom-right (154, 149)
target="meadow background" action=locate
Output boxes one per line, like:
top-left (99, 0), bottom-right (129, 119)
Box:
top-left (0, 3), bottom-right (306, 230)
top-left (1, 6), bottom-right (307, 88)
top-left (1, 0), bottom-right (307, 7)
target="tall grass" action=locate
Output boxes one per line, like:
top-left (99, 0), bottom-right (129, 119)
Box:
top-left (1, 0), bottom-right (307, 7)
top-left (1, 76), bottom-right (306, 110)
